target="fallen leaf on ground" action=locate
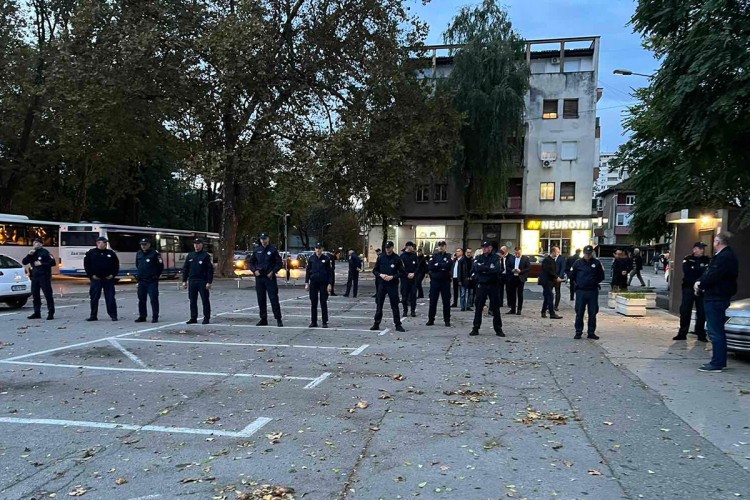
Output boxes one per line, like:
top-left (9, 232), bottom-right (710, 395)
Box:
top-left (356, 401), bottom-right (369, 409)
top-left (68, 486), bottom-right (88, 496)
top-left (588, 469), bottom-right (602, 476)
top-left (392, 374), bottom-right (405, 381)
top-left (179, 476), bottom-right (215, 484)
top-left (266, 432), bottom-right (283, 444)
top-left (236, 484), bottom-right (295, 499)
top-left (205, 416), bottom-right (221, 424)
top-left (115, 477), bottom-right (127, 485)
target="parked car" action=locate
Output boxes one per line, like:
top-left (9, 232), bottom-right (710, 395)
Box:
top-left (526, 254), bottom-right (544, 280)
top-left (726, 298), bottom-right (750, 356)
top-left (0, 254), bottom-right (32, 308)
top-left (287, 252), bottom-right (309, 270)
top-left (233, 251), bottom-right (250, 271)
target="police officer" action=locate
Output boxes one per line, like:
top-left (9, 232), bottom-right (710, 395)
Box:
top-left (469, 241), bottom-right (504, 337)
top-left (344, 249), bottom-right (362, 298)
top-left (248, 233), bottom-right (284, 327)
top-left (84, 236), bottom-right (119, 321)
top-left (328, 249), bottom-right (340, 296)
top-left (371, 241), bottom-right (405, 332)
top-left (371, 248), bottom-right (382, 298)
top-left (569, 245), bottom-right (606, 339)
top-left (22, 237), bottom-right (55, 320)
top-left (305, 243), bottom-right (333, 328)
top-left (182, 238), bottom-right (213, 324)
top-left (426, 240), bottom-right (452, 327)
top-left (400, 241), bottom-right (419, 317)
top-left (674, 242), bottom-right (710, 341)
top-left (134, 238), bottom-right (163, 323)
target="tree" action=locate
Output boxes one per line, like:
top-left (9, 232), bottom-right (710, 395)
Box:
top-left (614, 0), bottom-right (750, 240)
top-left (442, 0), bottom-right (529, 246)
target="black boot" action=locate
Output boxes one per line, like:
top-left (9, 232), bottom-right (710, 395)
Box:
top-left (309, 322), bottom-right (318, 328)
top-left (27, 313), bottom-right (41, 319)
top-left (469, 329), bottom-right (479, 336)
top-left (395, 325), bottom-right (405, 332)
top-left (186, 318), bottom-right (197, 324)
top-left (202, 317), bottom-right (210, 325)
top-left (410, 310), bottom-right (416, 317)
top-left (277, 319), bottom-right (284, 327)
top-left (46, 313), bottom-right (54, 320)
top-left (425, 320), bottom-right (434, 326)
top-left (135, 317), bottom-right (147, 323)
top-left (256, 319), bottom-right (268, 326)
top-left (495, 329), bottom-right (505, 337)
top-left (370, 323), bottom-right (380, 331)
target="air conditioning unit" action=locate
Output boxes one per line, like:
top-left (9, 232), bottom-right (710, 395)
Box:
top-left (551, 57), bottom-right (560, 65)
top-left (542, 159), bottom-right (555, 168)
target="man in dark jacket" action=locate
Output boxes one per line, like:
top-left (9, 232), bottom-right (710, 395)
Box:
top-left (628, 248), bottom-right (646, 287)
top-left (328, 249), bottom-right (340, 296)
top-left (416, 248), bottom-right (428, 299)
top-left (450, 248), bottom-right (465, 308)
top-left (505, 247), bottom-right (530, 315)
top-left (696, 232), bottom-right (739, 372)
top-left (426, 241), bottom-right (452, 327)
top-left (463, 248), bottom-right (475, 311)
top-left (469, 241), bottom-right (504, 337)
top-left (566, 250), bottom-right (581, 301)
top-left (248, 233), bottom-right (284, 327)
top-left (569, 245), bottom-right (605, 339)
top-left (134, 238), bottom-right (164, 323)
top-left (182, 238), bottom-right (213, 324)
top-left (611, 249), bottom-right (632, 292)
top-left (344, 249), bottom-right (362, 298)
top-left (399, 242), bottom-right (419, 317)
top-left (305, 243), bottom-right (334, 328)
top-left (370, 241), bottom-right (405, 332)
top-left (84, 236), bottom-right (120, 321)
top-left (539, 247), bottom-right (563, 319)
top-left (554, 250), bottom-right (567, 310)
top-left (674, 242), bottom-right (710, 341)
top-left (371, 248), bottom-right (382, 298)
top-left (22, 237), bottom-right (55, 320)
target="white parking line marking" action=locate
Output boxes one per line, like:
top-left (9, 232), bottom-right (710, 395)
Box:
top-left (280, 306), bottom-right (378, 312)
top-left (0, 312), bottom-right (18, 317)
top-left (108, 339), bottom-right (148, 368)
top-left (304, 372), bottom-right (331, 389)
top-left (55, 305), bottom-right (80, 309)
top-left (280, 314), bottom-right (373, 320)
top-left (206, 324), bottom-right (376, 333)
top-left (0, 416), bottom-right (273, 438)
top-left (221, 296), bottom-right (305, 315)
top-left (121, 338), bottom-right (356, 352)
top-left (379, 328), bottom-right (391, 336)
top-left (349, 344), bottom-right (369, 356)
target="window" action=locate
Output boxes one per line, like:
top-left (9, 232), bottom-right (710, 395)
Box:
top-left (563, 99), bottom-right (579, 119)
top-left (625, 194), bottom-right (636, 205)
top-left (540, 182), bottom-right (555, 201)
top-left (540, 142), bottom-right (557, 160)
top-left (560, 141), bottom-right (578, 161)
top-left (616, 213), bottom-right (634, 226)
top-left (60, 231), bottom-right (99, 247)
top-left (542, 99), bottom-right (558, 119)
top-left (434, 184), bottom-right (448, 202)
top-left (596, 197), bottom-right (604, 212)
top-left (107, 232), bottom-right (157, 252)
top-left (560, 182), bottom-right (576, 201)
top-left (0, 255), bottom-right (22, 268)
top-left (415, 184), bottom-right (430, 203)
top-left (563, 59), bottom-right (581, 73)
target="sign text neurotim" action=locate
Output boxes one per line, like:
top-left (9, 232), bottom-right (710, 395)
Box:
top-left (525, 219), bottom-right (592, 230)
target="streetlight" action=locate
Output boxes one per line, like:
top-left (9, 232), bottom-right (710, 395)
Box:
top-left (206, 198), bottom-right (223, 232)
top-left (613, 69), bottom-right (655, 78)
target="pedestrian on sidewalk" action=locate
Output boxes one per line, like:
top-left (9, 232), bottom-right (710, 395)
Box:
top-left (554, 248), bottom-right (566, 310)
top-left (370, 241), bottom-right (405, 332)
top-left (182, 238), bottom-right (213, 324)
top-left (305, 243), bottom-right (333, 328)
top-left (134, 238), bottom-right (163, 323)
top-left (469, 241), bottom-right (504, 337)
top-left (540, 246), bottom-right (563, 319)
top-left (344, 249), bottom-right (362, 298)
top-left (696, 232), bottom-right (738, 373)
top-left (399, 241), bottom-right (418, 317)
top-left (248, 233), bottom-right (284, 327)
top-left (674, 242), bottom-right (709, 341)
top-left (569, 245), bottom-right (605, 339)
top-left (84, 236), bottom-right (119, 322)
top-left (505, 247), bottom-right (529, 315)
top-left (22, 237), bottom-right (55, 320)
top-left (566, 249), bottom-right (581, 301)
top-left (426, 240), bottom-right (452, 327)
top-left (611, 249), bottom-right (632, 292)
top-left (628, 248), bottom-right (646, 287)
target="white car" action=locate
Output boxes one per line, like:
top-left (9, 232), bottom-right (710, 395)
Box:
top-left (0, 254), bottom-right (32, 309)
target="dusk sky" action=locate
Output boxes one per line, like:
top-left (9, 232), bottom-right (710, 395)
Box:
top-left (409, 0), bottom-right (660, 153)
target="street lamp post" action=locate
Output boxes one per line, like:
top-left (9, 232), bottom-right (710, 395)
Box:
top-left (206, 198), bottom-right (223, 232)
top-left (613, 69), bottom-right (655, 78)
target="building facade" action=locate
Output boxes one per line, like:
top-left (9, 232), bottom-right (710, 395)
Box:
top-left (368, 36), bottom-right (601, 260)
top-left (598, 179), bottom-right (636, 245)
top-left (594, 152), bottom-right (628, 211)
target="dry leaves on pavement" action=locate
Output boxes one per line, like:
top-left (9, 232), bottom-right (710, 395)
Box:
top-left (514, 409), bottom-right (568, 426)
top-left (236, 484), bottom-right (295, 499)
top-left (68, 486), bottom-right (88, 496)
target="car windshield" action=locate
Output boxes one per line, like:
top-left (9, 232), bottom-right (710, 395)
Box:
top-left (0, 255), bottom-right (23, 269)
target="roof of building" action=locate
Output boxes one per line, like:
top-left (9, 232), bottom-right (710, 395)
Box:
top-left (598, 178), bottom-right (635, 197)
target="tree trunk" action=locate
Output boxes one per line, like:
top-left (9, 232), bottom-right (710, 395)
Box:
top-left (462, 175), bottom-right (473, 249)
top-left (381, 216), bottom-right (388, 251)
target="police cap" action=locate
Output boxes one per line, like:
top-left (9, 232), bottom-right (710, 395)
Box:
top-left (385, 241), bottom-right (395, 249)
top-left (193, 238), bottom-right (204, 244)
top-left (405, 241), bottom-right (415, 248)
top-left (437, 240), bottom-right (447, 247)
top-left (139, 238), bottom-right (151, 245)
top-left (96, 236), bottom-right (108, 243)
top-left (259, 233), bottom-right (269, 240)
top-left (482, 241), bottom-right (492, 248)
top-left (314, 242), bottom-right (323, 248)
top-left (693, 241), bottom-right (707, 248)
top-left (583, 245), bottom-right (595, 254)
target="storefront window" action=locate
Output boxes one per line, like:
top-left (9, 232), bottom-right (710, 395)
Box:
top-left (539, 229), bottom-right (571, 255)
top-left (415, 225), bottom-right (445, 255)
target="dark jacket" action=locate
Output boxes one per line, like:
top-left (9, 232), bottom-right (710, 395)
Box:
top-left (570, 257), bottom-right (605, 291)
top-left (566, 254), bottom-right (580, 275)
top-left (182, 250), bottom-right (214, 283)
top-left (427, 251), bottom-right (452, 281)
top-left (22, 247), bottom-right (55, 279)
top-left (135, 248), bottom-right (164, 282)
top-left (400, 251), bottom-right (419, 278)
top-left (348, 254), bottom-right (362, 273)
top-left (451, 256), bottom-right (471, 284)
top-left (373, 251), bottom-right (403, 284)
top-left (462, 256), bottom-right (474, 286)
top-left (611, 258), bottom-right (632, 287)
top-left (471, 253), bottom-right (502, 285)
top-left (632, 254), bottom-right (644, 271)
top-left (417, 254), bottom-right (428, 275)
top-left (84, 248), bottom-right (120, 280)
top-left (539, 255), bottom-right (558, 286)
top-left (698, 246), bottom-right (738, 301)
top-left (327, 252), bottom-right (337, 270)
top-left (681, 254), bottom-right (710, 288)
top-left (505, 254), bottom-right (530, 282)
top-left (555, 255), bottom-right (567, 279)
top-left (306, 253), bottom-right (334, 284)
top-left (248, 244), bottom-right (283, 276)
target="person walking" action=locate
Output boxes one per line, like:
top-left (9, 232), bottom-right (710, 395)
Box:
top-left (182, 238), bottom-right (213, 324)
top-left (84, 236), bottom-right (119, 321)
top-left (674, 242), bottom-right (710, 341)
top-left (370, 241), bottom-right (405, 332)
top-left (540, 247), bottom-right (564, 319)
top-left (566, 249), bottom-right (581, 301)
top-left (399, 242), bottom-right (419, 317)
top-left (22, 237), bottom-right (55, 320)
top-left (248, 233), bottom-right (284, 327)
top-left (611, 249), bottom-right (632, 292)
top-left (426, 240), bottom-right (452, 327)
top-left (628, 248), bottom-right (646, 287)
top-left (344, 249), bottom-right (362, 298)
top-left (415, 248), bottom-right (428, 299)
top-left (469, 241), bottom-right (504, 337)
top-left (569, 245), bottom-right (605, 339)
top-left (554, 248), bottom-right (567, 311)
top-left (134, 238), bottom-right (163, 323)
top-left (371, 248), bottom-right (382, 298)
top-left (463, 248), bottom-right (475, 311)
top-left (505, 247), bottom-right (529, 315)
top-left (450, 248), bottom-right (464, 308)
top-left (695, 232), bottom-right (739, 372)
top-left (305, 243), bottom-right (333, 328)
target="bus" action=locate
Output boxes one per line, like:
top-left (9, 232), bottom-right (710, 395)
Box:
top-left (59, 223), bottom-right (219, 279)
top-left (0, 214), bottom-right (64, 274)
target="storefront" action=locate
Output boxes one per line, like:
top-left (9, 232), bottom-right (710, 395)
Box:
top-left (521, 218), bottom-right (593, 256)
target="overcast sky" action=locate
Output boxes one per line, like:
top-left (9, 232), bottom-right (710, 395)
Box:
top-left (409, 0), bottom-right (660, 153)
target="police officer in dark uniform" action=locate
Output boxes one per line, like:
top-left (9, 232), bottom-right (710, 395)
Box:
top-left (470, 241), bottom-right (504, 336)
top-left (248, 233), bottom-right (284, 327)
top-left (674, 242), bottom-right (710, 341)
top-left (182, 238), bottom-right (213, 324)
top-left (328, 249), bottom-right (340, 296)
top-left (84, 236), bottom-right (120, 321)
top-left (426, 240), bottom-right (452, 327)
top-left (344, 249), bottom-right (362, 297)
top-left (22, 237), bottom-right (55, 320)
top-left (305, 243), bottom-right (333, 328)
top-left (371, 241), bottom-right (405, 332)
top-left (569, 245), bottom-right (606, 339)
top-left (134, 238), bottom-right (164, 323)
top-left (416, 248), bottom-right (428, 299)
top-left (400, 241), bottom-right (419, 317)
top-left (371, 248), bottom-right (382, 298)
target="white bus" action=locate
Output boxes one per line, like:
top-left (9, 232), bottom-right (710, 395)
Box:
top-left (59, 223), bottom-right (219, 279)
top-left (0, 214), bottom-right (64, 274)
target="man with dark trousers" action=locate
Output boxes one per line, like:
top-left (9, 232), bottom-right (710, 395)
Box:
top-left (371, 248), bottom-right (382, 298)
top-left (399, 241), bottom-right (419, 317)
top-left (23, 237), bottom-right (55, 320)
top-left (570, 245), bottom-right (605, 339)
top-left (328, 249), bottom-right (340, 296)
top-left (628, 248), bottom-right (646, 287)
top-left (344, 249), bottom-right (362, 298)
top-left (84, 236), bottom-right (119, 321)
top-left (182, 238), bottom-right (213, 324)
top-left (469, 241), bottom-right (504, 337)
top-left (566, 249), bottom-right (581, 301)
top-left (463, 248), bottom-right (475, 311)
top-left (540, 246), bottom-right (564, 319)
top-left (416, 248), bottom-right (428, 299)
top-left (248, 233), bottom-right (284, 327)
top-left (696, 232), bottom-right (739, 372)
top-left (554, 249), bottom-right (567, 310)
top-left (370, 241), bottom-right (405, 332)
top-left (305, 243), bottom-right (333, 328)
top-left (426, 240), bottom-right (452, 327)
top-left (505, 246), bottom-right (530, 315)
top-left (134, 238), bottom-right (163, 323)
top-left (611, 249), bottom-right (632, 292)
top-left (674, 242), bottom-right (710, 341)
top-left (498, 246), bottom-right (509, 307)
top-left (450, 248), bottom-right (465, 308)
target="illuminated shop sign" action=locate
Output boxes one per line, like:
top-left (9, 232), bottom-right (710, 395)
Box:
top-left (525, 219), bottom-right (592, 231)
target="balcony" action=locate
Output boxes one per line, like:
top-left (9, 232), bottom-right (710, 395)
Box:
top-left (503, 196), bottom-right (523, 212)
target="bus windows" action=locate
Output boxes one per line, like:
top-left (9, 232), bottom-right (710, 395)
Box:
top-left (106, 232), bottom-right (157, 252)
top-left (27, 225), bottom-right (58, 246)
top-left (60, 231), bottom-right (99, 247)
top-left (0, 223), bottom-right (28, 245)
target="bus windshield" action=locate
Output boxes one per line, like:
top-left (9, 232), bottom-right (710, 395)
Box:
top-left (60, 231), bottom-right (99, 247)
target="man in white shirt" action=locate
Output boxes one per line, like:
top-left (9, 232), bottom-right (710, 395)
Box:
top-left (451, 248), bottom-right (463, 308)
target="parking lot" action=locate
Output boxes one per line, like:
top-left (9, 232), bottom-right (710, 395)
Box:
top-left (1, 279), bottom-right (748, 499)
